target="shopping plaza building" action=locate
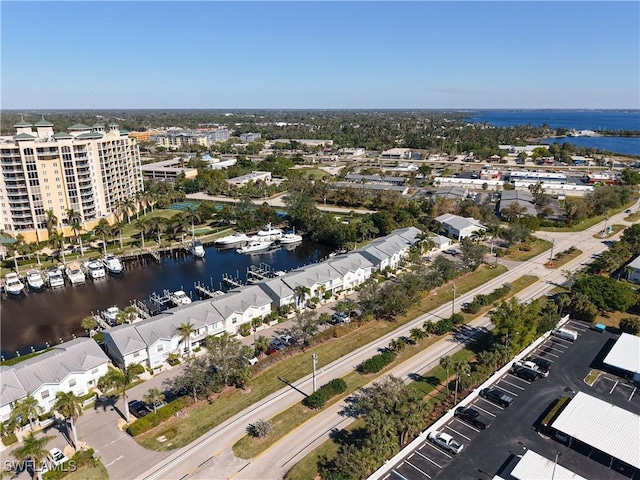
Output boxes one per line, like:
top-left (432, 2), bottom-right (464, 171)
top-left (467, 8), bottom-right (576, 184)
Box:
top-left (0, 116), bottom-right (143, 242)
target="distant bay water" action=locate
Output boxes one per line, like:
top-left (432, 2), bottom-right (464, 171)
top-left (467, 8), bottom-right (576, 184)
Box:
top-left (463, 110), bottom-right (640, 156)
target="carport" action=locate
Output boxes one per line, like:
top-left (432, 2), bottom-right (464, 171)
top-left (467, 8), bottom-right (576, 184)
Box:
top-left (510, 450), bottom-right (587, 480)
top-left (551, 392), bottom-right (640, 470)
top-left (603, 333), bottom-right (640, 383)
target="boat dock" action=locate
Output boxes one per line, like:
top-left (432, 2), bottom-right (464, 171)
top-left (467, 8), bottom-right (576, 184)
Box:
top-left (246, 263), bottom-right (277, 283)
top-left (222, 273), bottom-right (244, 289)
top-left (194, 281), bottom-right (225, 299)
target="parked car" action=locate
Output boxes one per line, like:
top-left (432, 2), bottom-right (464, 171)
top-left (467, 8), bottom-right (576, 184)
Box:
top-left (330, 312), bottom-right (349, 324)
top-left (526, 356), bottom-right (552, 375)
top-left (479, 388), bottom-right (514, 407)
top-left (428, 430), bottom-right (463, 454)
top-left (128, 400), bottom-right (151, 418)
top-left (49, 448), bottom-right (68, 467)
top-left (512, 359), bottom-right (548, 378)
top-left (454, 407), bottom-right (491, 429)
top-left (278, 334), bottom-right (293, 345)
top-left (512, 366), bottom-right (538, 382)
top-left (551, 328), bottom-right (578, 341)
top-left (444, 248), bottom-right (458, 255)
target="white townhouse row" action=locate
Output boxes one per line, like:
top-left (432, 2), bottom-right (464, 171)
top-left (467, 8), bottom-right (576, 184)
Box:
top-left (0, 338), bottom-right (110, 422)
top-left (101, 227), bottom-right (422, 369)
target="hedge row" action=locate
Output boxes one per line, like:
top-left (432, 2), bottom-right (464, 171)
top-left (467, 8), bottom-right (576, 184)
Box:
top-left (43, 449), bottom-right (96, 480)
top-left (463, 283), bottom-right (513, 314)
top-left (358, 350), bottom-right (397, 374)
top-left (302, 378), bottom-right (348, 409)
top-left (127, 398), bottom-right (185, 436)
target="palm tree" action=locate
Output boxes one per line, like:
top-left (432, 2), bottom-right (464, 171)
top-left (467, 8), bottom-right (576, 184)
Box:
top-left (439, 355), bottom-right (452, 395)
top-left (66, 209), bottom-right (84, 256)
top-left (45, 209), bottom-right (58, 238)
top-left (98, 366), bottom-right (140, 423)
top-left (53, 391), bottom-right (83, 449)
top-left (120, 197), bottom-right (136, 224)
top-left (48, 232), bottom-right (66, 265)
top-left (409, 328), bottom-right (425, 343)
top-left (555, 293), bottom-right (571, 317)
top-left (182, 206), bottom-right (202, 240)
top-left (81, 315), bottom-right (98, 332)
top-left (143, 388), bottom-right (164, 414)
top-left (110, 222), bottom-right (124, 250)
top-left (12, 433), bottom-right (54, 480)
top-left (134, 218), bottom-right (148, 249)
top-left (10, 394), bottom-right (43, 433)
top-left (147, 217), bottom-right (166, 245)
top-left (176, 321), bottom-right (196, 356)
top-left (254, 335), bottom-right (271, 357)
top-left (293, 285), bottom-right (311, 311)
top-left (93, 219), bottom-right (111, 256)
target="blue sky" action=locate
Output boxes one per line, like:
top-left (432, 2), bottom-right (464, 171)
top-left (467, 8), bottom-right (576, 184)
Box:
top-left (2, 1), bottom-right (639, 109)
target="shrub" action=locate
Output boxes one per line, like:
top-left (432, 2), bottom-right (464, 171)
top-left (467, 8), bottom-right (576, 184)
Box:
top-left (302, 378), bottom-right (348, 409)
top-left (238, 324), bottom-right (251, 337)
top-left (358, 351), bottom-right (397, 374)
top-left (247, 419), bottom-right (272, 438)
top-left (43, 448), bottom-right (96, 480)
top-left (450, 313), bottom-right (465, 325)
top-left (620, 317), bottom-right (640, 335)
top-left (2, 433), bottom-right (17, 446)
top-left (474, 294), bottom-right (489, 306)
top-left (463, 302), bottom-right (482, 314)
top-left (433, 318), bottom-right (454, 335)
top-left (127, 398), bottom-right (185, 436)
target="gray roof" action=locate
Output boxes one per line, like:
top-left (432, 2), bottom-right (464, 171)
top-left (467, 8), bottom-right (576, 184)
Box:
top-left (435, 213), bottom-right (486, 232)
top-left (14, 133), bottom-right (35, 140)
top-left (1, 338), bottom-right (109, 407)
top-left (355, 232), bottom-right (415, 265)
top-left (327, 252), bottom-right (373, 275)
top-left (501, 190), bottom-right (534, 202)
top-left (499, 190), bottom-right (537, 216)
top-left (52, 132), bottom-right (73, 139)
top-left (211, 285), bottom-right (271, 317)
top-left (394, 226), bottom-right (422, 244)
top-left (75, 132), bottom-right (104, 139)
top-left (435, 186), bottom-right (468, 199)
top-left (34, 116), bottom-right (54, 127)
top-left (282, 262), bottom-right (342, 290)
top-left (103, 323), bottom-right (147, 356)
top-left (627, 254), bottom-right (640, 270)
top-left (68, 123), bottom-right (92, 130)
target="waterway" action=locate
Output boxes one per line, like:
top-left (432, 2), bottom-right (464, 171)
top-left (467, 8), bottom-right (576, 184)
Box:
top-left (0, 241), bottom-right (333, 359)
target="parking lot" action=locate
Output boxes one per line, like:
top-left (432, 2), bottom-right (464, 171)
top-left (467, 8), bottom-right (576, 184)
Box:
top-left (384, 320), bottom-right (640, 480)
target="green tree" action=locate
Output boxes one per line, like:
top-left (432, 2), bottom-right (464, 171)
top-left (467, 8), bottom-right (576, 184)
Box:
top-left (53, 391), bottom-right (83, 449)
top-left (439, 356), bottom-right (452, 395)
top-left (98, 366), bottom-right (140, 423)
top-left (45, 209), bottom-right (58, 238)
top-left (619, 317), bottom-right (640, 335)
top-left (93, 219), bottom-right (111, 256)
top-left (205, 332), bottom-right (254, 387)
top-left (176, 321), bottom-right (196, 356)
top-left (254, 335), bottom-right (271, 357)
top-left (12, 433), bottom-right (54, 480)
top-left (143, 388), bottom-right (165, 414)
top-left (291, 310), bottom-right (321, 348)
top-left (293, 285), bottom-right (311, 311)
top-left (66, 209), bottom-right (84, 256)
top-left (134, 218), bottom-right (148, 249)
top-left (10, 394), bottom-right (43, 432)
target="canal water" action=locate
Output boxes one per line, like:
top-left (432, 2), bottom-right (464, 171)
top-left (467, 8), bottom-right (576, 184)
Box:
top-left (0, 241), bottom-right (333, 359)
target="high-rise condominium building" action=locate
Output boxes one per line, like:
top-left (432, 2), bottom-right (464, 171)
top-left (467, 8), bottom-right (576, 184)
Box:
top-left (0, 116), bottom-right (143, 243)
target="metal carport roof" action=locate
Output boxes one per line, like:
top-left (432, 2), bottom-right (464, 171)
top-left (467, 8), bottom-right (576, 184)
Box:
top-left (603, 333), bottom-right (640, 375)
top-left (511, 450), bottom-right (587, 480)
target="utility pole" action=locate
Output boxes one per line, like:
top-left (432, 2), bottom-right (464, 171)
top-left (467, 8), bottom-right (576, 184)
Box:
top-left (548, 238), bottom-right (555, 266)
top-left (312, 352), bottom-right (318, 393)
top-left (452, 283), bottom-right (456, 317)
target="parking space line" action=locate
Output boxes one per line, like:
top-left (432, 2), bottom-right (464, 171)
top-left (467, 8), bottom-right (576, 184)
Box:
top-left (423, 441), bottom-right (452, 459)
top-left (501, 377), bottom-right (527, 389)
top-left (610, 380), bottom-right (619, 394)
top-left (494, 385), bottom-right (519, 397)
top-left (567, 321), bottom-right (588, 331)
top-left (415, 449), bottom-right (445, 467)
top-left (471, 404), bottom-right (497, 417)
top-left (549, 337), bottom-right (572, 346)
top-left (545, 341), bottom-right (569, 351)
top-left (404, 460), bottom-right (433, 479)
top-left (534, 349), bottom-right (559, 358)
top-left (528, 354), bottom-right (554, 363)
top-left (477, 397), bottom-right (505, 409)
top-left (445, 425), bottom-right (471, 441)
top-left (630, 387), bottom-right (637, 402)
top-left (390, 469), bottom-right (408, 480)
top-left (453, 418), bottom-right (481, 433)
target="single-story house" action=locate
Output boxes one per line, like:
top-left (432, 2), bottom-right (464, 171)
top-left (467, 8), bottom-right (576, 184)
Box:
top-left (498, 190), bottom-right (537, 218)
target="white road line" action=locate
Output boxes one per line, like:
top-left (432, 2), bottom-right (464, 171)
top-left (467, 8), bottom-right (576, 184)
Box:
top-left (453, 419), bottom-right (480, 433)
top-left (549, 337), bottom-right (572, 346)
top-left (405, 460), bottom-right (433, 478)
top-left (415, 449), bottom-right (444, 467)
top-left (610, 381), bottom-right (619, 394)
top-left (477, 397), bottom-right (505, 410)
top-left (445, 425), bottom-right (471, 441)
top-left (105, 455), bottom-right (124, 467)
top-left (567, 322), bottom-right (588, 331)
top-left (629, 387), bottom-right (637, 402)
top-left (501, 377), bottom-right (527, 389)
top-left (423, 441), bottom-right (452, 459)
top-left (494, 385), bottom-right (519, 397)
top-left (471, 404), bottom-right (497, 417)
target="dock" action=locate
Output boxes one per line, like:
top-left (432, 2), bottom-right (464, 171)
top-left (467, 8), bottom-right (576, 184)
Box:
top-left (194, 281), bottom-right (225, 299)
top-left (222, 273), bottom-right (243, 289)
top-left (247, 263), bottom-right (274, 283)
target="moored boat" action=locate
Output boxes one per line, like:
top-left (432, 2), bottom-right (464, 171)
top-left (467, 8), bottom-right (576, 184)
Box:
top-left (65, 261), bottom-right (86, 285)
top-left (25, 269), bottom-right (45, 290)
top-left (254, 223), bottom-right (283, 242)
top-left (215, 232), bottom-right (251, 245)
top-left (102, 306), bottom-right (120, 325)
top-left (189, 240), bottom-right (206, 258)
top-left (236, 240), bottom-right (273, 254)
top-left (47, 266), bottom-right (65, 288)
top-left (279, 230), bottom-right (303, 244)
top-left (103, 254), bottom-right (123, 274)
top-left (4, 273), bottom-right (25, 295)
top-left (169, 290), bottom-right (192, 306)
top-left (85, 260), bottom-right (106, 280)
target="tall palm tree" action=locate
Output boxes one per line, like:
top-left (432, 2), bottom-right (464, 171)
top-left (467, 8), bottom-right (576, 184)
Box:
top-left (10, 394), bottom-right (43, 433)
top-left (147, 217), bottom-right (165, 245)
top-left (66, 209), bottom-right (84, 256)
top-left (439, 356), bottom-right (452, 395)
top-left (48, 232), bottom-right (66, 265)
top-left (254, 335), bottom-right (270, 357)
top-left (182, 206), bottom-right (202, 240)
top-left (110, 222), bottom-right (124, 250)
top-left (293, 285), bottom-right (311, 311)
top-left (12, 433), bottom-right (54, 480)
top-left (53, 391), bottom-right (83, 449)
top-left (98, 366), bottom-right (139, 423)
top-left (45, 209), bottom-right (58, 239)
top-left (143, 388), bottom-right (164, 414)
top-left (93, 219), bottom-right (111, 256)
top-left (176, 321), bottom-right (196, 356)
top-left (133, 219), bottom-right (148, 249)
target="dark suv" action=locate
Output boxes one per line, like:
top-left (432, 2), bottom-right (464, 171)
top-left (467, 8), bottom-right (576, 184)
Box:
top-left (454, 407), bottom-right (490, 429)
top-left (128, 400), bottom-right (151, 418)
top-left (479, 388), bottom-right (514, 407)
top-left (513, 366), bottom-right (537, 382)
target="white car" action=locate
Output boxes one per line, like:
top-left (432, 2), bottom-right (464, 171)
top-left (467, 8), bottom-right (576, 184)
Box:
top-left (428, 430), bottom-right (463, 454)
top-left (49, 448), bottom-right (68, 466)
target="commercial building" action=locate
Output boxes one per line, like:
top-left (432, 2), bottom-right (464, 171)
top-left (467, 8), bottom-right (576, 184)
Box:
top-left (0, 338), bottom-right (110, 422)
top-left (434, 186), bottom-right (468, 200)
top-left (344, 174), bottom-right (407, 186)
top-left (140, 157), bottom-right (198, 183)
top-left (509, 171), bottom-right (567, 185)
top-left (240, 133), bottom-right (261, 142)
top-left (498, 190), bottom-right (537, 217)
top-left (227, 171), bottom-right (271, 187)
top-left (434, 213), bottom-right (486, 240)
top-left (510, 450), bottom-right (586, 480)
top-left (152, 131), bottom-right (210, 150)
top-left (602, 333), bottom-right (640, 383)
top-left (381, 148), bottom-right (412, 159)
top-left (0, 116), bottom-right (143, 243)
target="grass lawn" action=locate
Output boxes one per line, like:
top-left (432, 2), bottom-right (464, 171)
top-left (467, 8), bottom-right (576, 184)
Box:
top-left (545, 249), bottom-right (583, 269)
top-left (595, 310), bottom-right (640, 330)
top-left (233, 274), bottom-right (535, 461)
top-left (499, 237), bottom-right (552, 262)
top-left (136, 265), bottom-right (508, 451)
top-left (537, 201), bottom-right (636, 232)
top-left (591, 224), bottom-right (625, 239)
top-left (290, 167), bottom-right (333, 180)
top-left (624, 211), bottom-right (640, 222)
top-left (584, 369), bottom-right (602, 387)
top-left (64, 462), bottom-right (109, 480)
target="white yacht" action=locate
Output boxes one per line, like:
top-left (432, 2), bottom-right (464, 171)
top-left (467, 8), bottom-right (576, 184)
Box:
top-left (254, 223), bottom-right (283, 242)
top-left (279, 230), bottom-right (303, 244)
top-left (85, 260), bottom-right (106, 280)
top-left (25, 269), bottom-right (45, 290)
top-left (47, 267), bottom-right (65, 288)
top-left (4, 273), bottom-right (25, 295)
top-left (236, 240), bottom-right (273, 254)
top-left (102, 254), bottom-right (123, 274)
top-left (169, 290), bottom-right (192, 306)
top-left (65, 261), bottom-right (86, 285)
top-left (189, 240), bottom-right (206, 258)
top-left (102, 306), bottom-right (120, 325)
top-left (215, 232), bottom-right (251, 245)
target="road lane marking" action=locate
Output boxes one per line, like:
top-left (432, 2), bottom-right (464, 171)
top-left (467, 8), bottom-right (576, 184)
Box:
top-left (534, 349), bottom-right (559, 358)
top-left (390, 470), bottom-right (408, 480)
top-left (416, 449), bottom-right (444, 467)
top-left (105, 455), bottom-right (124, 467)
top-left (528, 354), bottom-right (554, 363)
top-left (445, 425), bottom-right (471, 441)
top-left (405, 459), bottom-right (433, 478)
top-left (629, 387), bottom-right (637, 402)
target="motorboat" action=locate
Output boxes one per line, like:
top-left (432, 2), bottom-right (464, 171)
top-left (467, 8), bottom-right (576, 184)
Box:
top-left (102, 254), bottom-right (123, 274)
top-left (236, 240), bottom-right (273, 254)
top-left (4, 273), bottom-right (25, 295)
top-left (214, 232), bottom-right (251, 245)
top-left (85, 260), bottom-right (106, 280)
top-left (65, 261), bottom-right (86, 285)
top-left (102, 306), bottom-right (120, 325)
top-left (169, 290), bottom-right (192, 306)
top-left (25, 269), bottom-right (45, 290)
top-left (189, 240), bottom-right (206, 258)
top-left (279, 230), bottom-right (303, 245)
top-left (47, 266), bottom-right (65, 288)
top-left (254, 223), bottom-right (283, 242)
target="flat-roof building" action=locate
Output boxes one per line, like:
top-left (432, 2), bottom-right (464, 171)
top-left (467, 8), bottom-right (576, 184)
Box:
top-left (141, 157), bottom-right (198, 183)
top-left (227, 171), bottom-right (271, 187)
top-left (603, 333), bottom-right (640, 383)
top-left (510, 450), bottom-right (587, 480)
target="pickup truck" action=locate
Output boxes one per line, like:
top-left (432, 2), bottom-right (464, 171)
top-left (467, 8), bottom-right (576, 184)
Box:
top-left (512, 359), bottom-right (548, 378)
top-left (480, 388), bottom-right (514, 407)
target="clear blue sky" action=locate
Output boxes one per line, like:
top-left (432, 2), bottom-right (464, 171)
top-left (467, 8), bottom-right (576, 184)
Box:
top-left (2, 1), bottom-right (639, 109)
